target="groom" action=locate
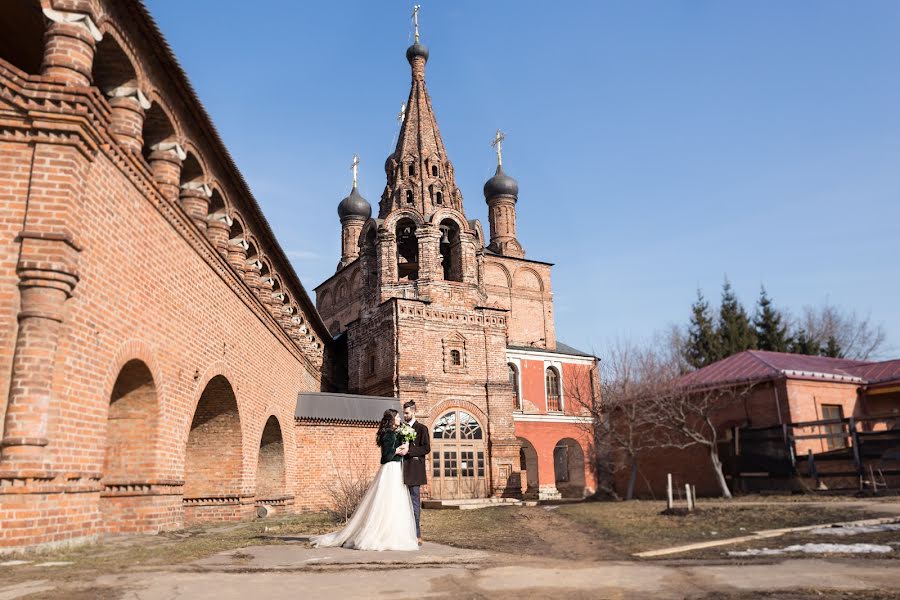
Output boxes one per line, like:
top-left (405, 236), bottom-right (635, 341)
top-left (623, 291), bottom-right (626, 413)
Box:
top-left (402, 400), bottom-right (430, 545)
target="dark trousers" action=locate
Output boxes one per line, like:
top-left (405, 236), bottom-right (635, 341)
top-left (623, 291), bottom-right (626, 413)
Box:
top-left (407, 485), bottom-right (421, 538)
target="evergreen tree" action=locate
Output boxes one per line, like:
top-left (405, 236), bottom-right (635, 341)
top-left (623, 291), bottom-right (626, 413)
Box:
top-left (684, 289), bottom-right (719, 369)
top-left (716, 277), bottom-right (757, 358)
top-left (821, 335), bottom-right (844, 358)
top-left (753, 286), bottom-right (789, 352)
top-left (789, 329), bottom-right (821, 356)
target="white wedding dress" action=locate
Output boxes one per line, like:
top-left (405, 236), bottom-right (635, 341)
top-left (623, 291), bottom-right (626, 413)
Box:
top-left (311, 452), bottom-right (418, 551)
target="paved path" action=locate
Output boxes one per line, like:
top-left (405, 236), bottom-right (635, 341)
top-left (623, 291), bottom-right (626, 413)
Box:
top-left (3, 541), bottom-right (896, 600)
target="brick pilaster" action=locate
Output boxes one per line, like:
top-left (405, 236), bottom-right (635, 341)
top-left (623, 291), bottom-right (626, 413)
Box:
top-left (148, 142), bottom-right (184, 202)
top-left (226, 236), bottom-right (248, 272)
top-left (206, 213), bottom-right (231, 258)
top-left (180, 181), bottom-right (211, 232)
top-left (40, 9), bottom-right (101, 86)
top-left (106, 86), bottom-right (149, 154)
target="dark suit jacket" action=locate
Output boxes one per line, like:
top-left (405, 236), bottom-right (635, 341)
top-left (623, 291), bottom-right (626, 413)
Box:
top-left (403, 420), bottom-right (430, 486)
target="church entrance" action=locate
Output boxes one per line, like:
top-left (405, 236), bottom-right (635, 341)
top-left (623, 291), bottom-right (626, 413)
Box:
top-left (429, 409), bottom-right (487, 499)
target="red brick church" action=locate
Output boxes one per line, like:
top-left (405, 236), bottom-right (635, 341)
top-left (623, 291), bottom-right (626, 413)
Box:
top-left (0, 1), bottom-right (598, 551)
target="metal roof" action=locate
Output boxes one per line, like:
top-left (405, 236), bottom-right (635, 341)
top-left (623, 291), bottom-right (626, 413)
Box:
top-left (677, 350), bottom-right (899, 388)
top-left (295, 392), bottom-right (401, 423)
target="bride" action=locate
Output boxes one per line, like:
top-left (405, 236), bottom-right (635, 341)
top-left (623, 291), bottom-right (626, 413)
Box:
top-left (311, 408), bottom-right (419, 551)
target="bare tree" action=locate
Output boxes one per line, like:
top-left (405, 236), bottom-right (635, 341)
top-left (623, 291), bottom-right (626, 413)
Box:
top-left (567, 336), bottom-right (680, 500)
top-left (323, 438), bottom-right (376, 522)
top-left (799, 304), bottom-right (888, 360)
top-left (647, 381), bottom-right (757, 498)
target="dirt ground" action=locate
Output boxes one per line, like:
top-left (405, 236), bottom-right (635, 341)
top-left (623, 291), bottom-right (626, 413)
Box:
top-left (2, 497), bottom-right (900, 599)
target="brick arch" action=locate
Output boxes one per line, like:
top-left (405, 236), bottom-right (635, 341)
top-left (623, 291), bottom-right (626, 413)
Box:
top-left (517, 436), bottom-right (540, 498)
top-left (513, 266), bottom-right (544, 292)
top-left (180, 140), bottom-right (211, 180)
top-left (357, 218), bottom-right (381, 249)
top-left (100, 358), bottom-right (160, 528)
top-left (553, 437), bottom-right (587, 498)
top-left (382, 209), bottom-right (425, 231)
top-left (426, 399), bottom-right (488, 429)
top-left (318, 288), bottom-right (331, 309)
top-left (183, 370), bottom-right (245, 522)
top-left (141, 96), bottom-right (178, 163)
top-left (468, 219), bottom-right (485, 248)
top-left (427, 208), bottom-right (468, 233)
top-left (484, 262), bottom-right (511, 288)
top-left (102, 339), bottom-right (165, 405)
top-left (184, 361), bottom-right (240, 438)
top-left (92, 24), bottom-right (140, 83)
top-left (255, 415), bottom-right (287, 500)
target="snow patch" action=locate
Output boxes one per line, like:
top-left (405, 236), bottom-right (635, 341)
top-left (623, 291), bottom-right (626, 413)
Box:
top-left (0, 560), bottom-right (31, 566)
top-left (810, 523), bottom-right (900, 536)
top-left (728, 543), bottom-right (894, 557)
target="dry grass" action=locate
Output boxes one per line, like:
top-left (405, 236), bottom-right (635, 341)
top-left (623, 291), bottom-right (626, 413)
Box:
top-left (422, 499), bottom-right (894, 559)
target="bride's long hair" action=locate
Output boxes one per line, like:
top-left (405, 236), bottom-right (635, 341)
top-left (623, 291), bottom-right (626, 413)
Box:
top-left (376, 408), bottom-right (399, 447)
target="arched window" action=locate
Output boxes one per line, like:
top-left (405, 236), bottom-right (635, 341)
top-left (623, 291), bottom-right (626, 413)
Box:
top-left (439, 219), bottom-right (462, 282)
top-left (450, 349), bottom-right (461, 366)
top-left (409, 163), bottom-right (416, 176)
top-left (508, 363), bottom-right (521, 410)
top-left (396, 219), bottom-right (418, 281)
top-left (545, 367), bottom-right (561, 412)
top-left (406, 190), bottom-right (414, 204)
top-left (435, 191), bottom-right (443, 205)
top-left (431, 165), bottom-right (438, 177)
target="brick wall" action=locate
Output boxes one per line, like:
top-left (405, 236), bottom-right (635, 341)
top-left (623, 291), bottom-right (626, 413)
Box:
top-left (0, 2), bottom-right (329, 550)
top-left (293, 419), bottom-right (380, 511)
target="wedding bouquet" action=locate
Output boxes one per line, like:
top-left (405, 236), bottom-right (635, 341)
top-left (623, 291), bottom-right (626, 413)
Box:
top-left (398, 423), bottom-right (417, 444)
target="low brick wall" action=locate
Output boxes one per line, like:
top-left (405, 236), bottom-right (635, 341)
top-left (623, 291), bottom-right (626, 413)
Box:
top-left (293, 419), bottom-right (382, 511)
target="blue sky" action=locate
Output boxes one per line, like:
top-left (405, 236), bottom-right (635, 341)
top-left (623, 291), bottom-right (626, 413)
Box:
top-left (146, 1), bottom-right (900, 357)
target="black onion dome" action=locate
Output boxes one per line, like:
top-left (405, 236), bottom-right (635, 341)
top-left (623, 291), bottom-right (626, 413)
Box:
top-left (483, 165), bottom-right (519, 199)
top-left (337, 185), bottom-right (372, 220)
top-left (385, 152), bottom-right (397, 174)
top-left (406, 42), bottom-right (429, 64)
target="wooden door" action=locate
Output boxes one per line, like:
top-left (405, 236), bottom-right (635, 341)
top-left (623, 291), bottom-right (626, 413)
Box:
top-left (429, 410), bottom-right (487, 499)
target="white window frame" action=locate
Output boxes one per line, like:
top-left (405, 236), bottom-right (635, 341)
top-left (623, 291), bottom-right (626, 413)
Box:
top-left (544, 359), bottom-right (564, 413)
top-left (507, 358), bottom-right (523, 411)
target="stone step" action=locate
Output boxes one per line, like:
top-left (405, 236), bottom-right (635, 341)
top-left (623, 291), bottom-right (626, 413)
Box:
top-left (423, 498), bottom-right (530, 510)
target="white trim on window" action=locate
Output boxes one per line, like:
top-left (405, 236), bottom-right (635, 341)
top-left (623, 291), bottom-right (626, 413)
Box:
top-left (507, 357), bottom-right (523, 411)
top-left (544, 360), bottom-right (563, 413)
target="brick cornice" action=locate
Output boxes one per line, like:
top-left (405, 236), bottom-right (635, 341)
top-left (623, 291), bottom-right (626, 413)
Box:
top-left (0, 64), bottom-right (323, 379)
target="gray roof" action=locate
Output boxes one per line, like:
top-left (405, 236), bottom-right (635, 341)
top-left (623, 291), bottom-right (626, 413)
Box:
top-left (555, 342), bottom-right (596, 358)
top-left (295, 392), bottom-right (401, 423)
top-left (507, 342), bottom-right (596, 359)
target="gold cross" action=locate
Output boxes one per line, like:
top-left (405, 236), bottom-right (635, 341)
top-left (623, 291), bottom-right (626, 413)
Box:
top-left (491, 129), bottom-right (506, 166)
top-left (412, 5), bottom-right (421, 43)
top-left (350, 154), bottom-right (360, 187)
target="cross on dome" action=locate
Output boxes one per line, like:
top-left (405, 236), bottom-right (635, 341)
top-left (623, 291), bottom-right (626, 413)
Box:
top-left (491, 129), bottom-right (506, 167)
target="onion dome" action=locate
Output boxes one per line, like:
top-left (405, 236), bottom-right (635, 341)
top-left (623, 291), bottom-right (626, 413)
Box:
top-left (337, 185), bottom-right (372, 220)
top-left (406, 42), bottom-right (429, 64)
top-left (483, 165), bottom-right (519, 200)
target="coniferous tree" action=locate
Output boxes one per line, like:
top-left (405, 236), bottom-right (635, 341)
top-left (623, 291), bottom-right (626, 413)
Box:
top-left (790, 329), bottom-right (821, 356)
top-left (821, 335), bottom-right (844, 358)
top-left (684, 290), bottom-right (719, 369)
top-left (753, 286), bottom-right (789, 352)
top-left (717, 278), bottom-right (756, 358)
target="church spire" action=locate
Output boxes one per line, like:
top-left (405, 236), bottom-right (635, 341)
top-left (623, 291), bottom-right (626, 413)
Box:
top-left (380, 7), bottom-right (463, 219)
